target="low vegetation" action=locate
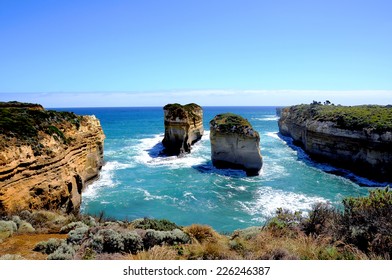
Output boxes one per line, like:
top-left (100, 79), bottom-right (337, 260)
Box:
top-left (0, 188), bottom-right (390, 260)
top-left (289, 102), bottom-right (392, 133)
top-left (0, 101), bottom-right (81, 154)
top-left (163, 103), bottom-right (202, 122)
top-left (210, 113), bottom-right (256, 135)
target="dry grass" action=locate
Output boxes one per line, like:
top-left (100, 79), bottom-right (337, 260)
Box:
top-left (0, 233), bottom-right (67, 260)
top-left (129, 245), bottom-right (180, 260)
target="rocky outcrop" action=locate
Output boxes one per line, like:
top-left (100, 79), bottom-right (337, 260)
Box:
top-left (162, 103), bottom-right (204, 155)
top-left (0, 103), bottom-right (105, 214)
top-left (278, 104), bottom-right (392, 182)
top-left (210, 113), bottom-right (262, 176)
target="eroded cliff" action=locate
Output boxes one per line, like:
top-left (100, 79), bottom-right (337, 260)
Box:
top-left (278, 104), bottom-right (392, 182)
top-left (0, 102), bottom-right (105, 214)
top-left (162, 103), bottom-right (204, 155)
top-left (210, 113), bottom-right (262, 176)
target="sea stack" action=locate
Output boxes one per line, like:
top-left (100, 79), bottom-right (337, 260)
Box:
top-left (0, 102), bottom-right (105, 215)
top-left (210, 113), bottom-right (263, 176)
top-left (162, 103), bottom-right (204, 156)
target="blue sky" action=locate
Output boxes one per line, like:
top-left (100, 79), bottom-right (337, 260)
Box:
top-left (0, 0), bottom-right (391, 107)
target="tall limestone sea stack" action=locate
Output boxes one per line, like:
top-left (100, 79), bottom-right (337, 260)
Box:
top-left (278, 103), bottom-right (392, 182)
top-left (0, 102), bottom-right (105, 214)
top-left (210, 113), bottom-right (263, 176)
top-left (162, 103), bottom-right (204, 156)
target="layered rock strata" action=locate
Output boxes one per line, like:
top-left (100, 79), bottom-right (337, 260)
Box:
top-left (210, 113), bottom-right (263, 176)
top-left (0, 102), bottom-right (105, 214)
top-left (278, 104), bottom-right (392, 182)
top-left (162, 103), bottom-right (204, 155)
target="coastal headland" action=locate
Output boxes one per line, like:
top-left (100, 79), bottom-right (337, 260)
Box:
top-left (278, 103), bottom-right (392, 182)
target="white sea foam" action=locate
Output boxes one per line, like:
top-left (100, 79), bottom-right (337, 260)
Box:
top-left (265, 132), bottom-right (281, 140)
top-left (136, 188), bottom-right (177, 202)
top-left (133, 132), bottom-right (209, 168)
top-left (237, 186), bottom-right (328, 221)
top-left (83, 161), bottom-right (134, 198)
top-left (252, 116), bottom-right (279, 121)
top-left (183, 191), bottom-right (198, 201)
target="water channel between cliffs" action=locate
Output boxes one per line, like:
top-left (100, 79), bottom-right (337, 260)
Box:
top-left (58, 106), bottom-right (373, 232)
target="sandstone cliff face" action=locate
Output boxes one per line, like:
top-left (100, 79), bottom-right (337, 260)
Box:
top-left (0, 104), bottom-right (105, 214)
top-left (278, 105), bottom-right (392, 182)
top-left (210, 113), bottom-right (262, 176)
top-left (162, 103), bottom-right (204, 155)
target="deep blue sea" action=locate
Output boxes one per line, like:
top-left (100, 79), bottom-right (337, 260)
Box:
top-left (57, 107), bottom-right (374, 232)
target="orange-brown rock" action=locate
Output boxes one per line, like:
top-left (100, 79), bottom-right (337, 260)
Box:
top-left (0, 103), bottom-right (105, 214)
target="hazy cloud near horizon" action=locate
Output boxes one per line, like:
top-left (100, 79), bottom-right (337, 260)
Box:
top-left (1, 90), bottom-right (391, 108)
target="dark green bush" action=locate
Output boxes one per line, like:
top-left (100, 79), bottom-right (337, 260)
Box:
top-left (34, 238), bottom-right (65, 255)
top-left (143, 229), bottom-right (190, 249)
top-left (132, 218), bottom-right (181, 231)
top-left (340, 188), bottom-right (392, 256)
top-left (301, 202), bottom-right (339, 236)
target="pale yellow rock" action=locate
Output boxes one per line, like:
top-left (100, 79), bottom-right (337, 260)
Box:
top-left (210, 113), bottom-right (262, 176)
top-left (0, 111), bottom-right (105, 214)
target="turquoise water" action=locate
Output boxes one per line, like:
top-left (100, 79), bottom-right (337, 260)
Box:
top-left (60, 107), bottom-right (371, 232)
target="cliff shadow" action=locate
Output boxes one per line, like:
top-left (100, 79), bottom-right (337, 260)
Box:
top-left (277, 133), bottom-right (388, 187)
top-left (146, 141), bottom-right (167, 158)
top-left (192, 161), bottom-right (249, 178)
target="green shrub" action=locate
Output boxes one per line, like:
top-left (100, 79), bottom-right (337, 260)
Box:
top-left (340, 188), bottom-right (392, 256)
top-left (132, 218), bottom-right (180, 231)
top-left (266, 208), bottom-right (303, 236)
top-left (301, 202), bottom-right (339, 236)
top-left (143, 229), bottom-right (190, 249)
top-left (34, 238), bottom-right (65, 255)
top-left (0, 220), bottom-right (17, 240)
top-left (91, 229), bottom-right (124, 253)
top-left (67, 227), bottom-right (89, 245)
top-left (122, 231), bottom-right (144, 254)
top-left (47, 243), bottom-right (75, 260)
top-left (17, 221), bottom-right (36, 234)
top-left (60, 221), bottom-right (88, 234)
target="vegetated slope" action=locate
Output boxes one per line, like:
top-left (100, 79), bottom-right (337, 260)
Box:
top-left (1, 188), bottom-right (390, 260)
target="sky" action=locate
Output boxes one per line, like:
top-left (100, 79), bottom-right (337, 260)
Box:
top-left (0, 0), bottom-right (391, 107)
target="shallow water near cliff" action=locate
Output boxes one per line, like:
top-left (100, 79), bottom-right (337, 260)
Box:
top-left (56, 107), bottom-right (374, 232)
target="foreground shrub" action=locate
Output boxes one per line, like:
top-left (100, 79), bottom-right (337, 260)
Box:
top-left (183, 224), bottom-right (217, 243)
top-left (91, 229), bottom-right (124, 253)
top-left (47, 243), bottom-right (75, 260)
top-left (60, 221), bottom-right (88, 234)
top-left (143, 229), bottom-right (190, 249)
top-left (340, 188), bottom-right (392, 257)
top-left (122, 231), bottom-right (144, 254)
top-left (266, 208), bottom-right (303, 237)
top-left (67, 227), bottom-right (89, 245)
top-left (301, 202), bottom-right (339, 236)
top-left (34, 238), bottom-right (65, 255)
top-left (0, 220), bottom-right (17, 240)
top-left (132, 218), bottom-right (180, 231)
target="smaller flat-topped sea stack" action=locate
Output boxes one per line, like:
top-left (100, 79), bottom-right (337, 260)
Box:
top-left (162, 103), bottom-right (204, 155)
top-left (210, 113), bottom-right (262, 176)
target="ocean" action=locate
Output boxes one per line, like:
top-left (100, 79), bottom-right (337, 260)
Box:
top-left (57, 106), bottom-right (372, 232)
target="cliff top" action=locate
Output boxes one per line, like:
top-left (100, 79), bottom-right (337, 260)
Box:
top-left (210, 113), bottom-right (258, 137)
top-left (0, 101), bottom-right (82, 154)
top-left (163, 103), bottom-right (203, 121)
top-left (287, 103), bottom-right (392, 133)
top-left (0, 101), bottom-right (44, 110)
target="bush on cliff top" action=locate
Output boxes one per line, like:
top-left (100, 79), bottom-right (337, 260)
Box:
top-left (0, 101), bottom-right (81, 153)
top-left (289, 103), bottom-right (392, 132)
top-left (210, 113), bottom-right (255, 134)
top-left (163, 103), bottom-right (202, 121)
